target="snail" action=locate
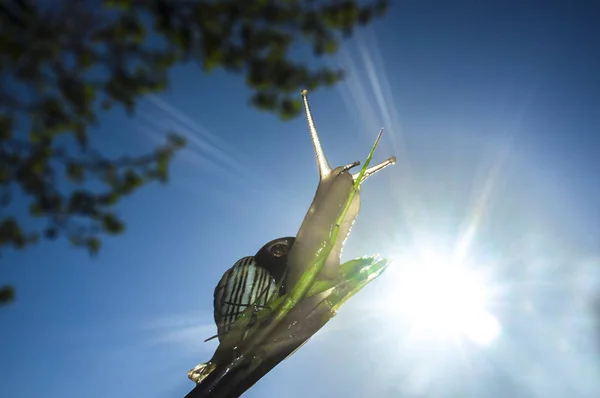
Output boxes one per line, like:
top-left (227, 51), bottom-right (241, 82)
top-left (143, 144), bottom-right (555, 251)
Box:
top-left (205, 89), bottom-right (395, 342)
top-left (284, 90), bottom-right (396, 302)
top-left (188, 89), bottom-right (396, 388)
top-left (209, 237), bottom-right (295, 343)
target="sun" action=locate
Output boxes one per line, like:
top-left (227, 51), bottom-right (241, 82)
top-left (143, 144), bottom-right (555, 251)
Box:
top-left (375, 248), bottom-right (502, 347)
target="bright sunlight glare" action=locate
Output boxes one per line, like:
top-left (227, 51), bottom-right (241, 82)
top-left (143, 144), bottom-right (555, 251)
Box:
top-left (378, 249), bottom-right (501, 346)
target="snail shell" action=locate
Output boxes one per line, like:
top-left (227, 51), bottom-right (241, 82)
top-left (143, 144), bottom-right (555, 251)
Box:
top-left (213, 237), bottom-right (295, 341)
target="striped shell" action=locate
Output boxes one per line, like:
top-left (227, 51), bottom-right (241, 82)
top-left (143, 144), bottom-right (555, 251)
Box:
top-left (213, 256), bottom-right (279, 341)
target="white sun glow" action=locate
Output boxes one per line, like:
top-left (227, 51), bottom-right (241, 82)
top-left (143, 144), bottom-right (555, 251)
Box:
top-left (377, 248), bottom-right (501, 347)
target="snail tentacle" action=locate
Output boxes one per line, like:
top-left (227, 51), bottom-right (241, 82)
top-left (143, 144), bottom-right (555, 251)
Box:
top-left (301, 89), bottom-right (331, 179)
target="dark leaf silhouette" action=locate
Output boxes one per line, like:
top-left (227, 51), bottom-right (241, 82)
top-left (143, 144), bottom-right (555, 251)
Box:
top-left (0, 285), bottom-right (15, 305)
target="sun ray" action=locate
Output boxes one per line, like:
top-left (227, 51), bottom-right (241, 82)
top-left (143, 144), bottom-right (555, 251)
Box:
top-left (454, 141), bottom-right (513, 263)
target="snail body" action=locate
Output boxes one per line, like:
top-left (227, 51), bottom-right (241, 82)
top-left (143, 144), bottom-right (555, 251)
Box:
top-left (285, 90), bottom-right (396, 299)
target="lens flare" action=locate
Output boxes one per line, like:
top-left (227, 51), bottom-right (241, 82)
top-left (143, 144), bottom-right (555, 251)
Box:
top-left (376, 249), bottom-right (501, 346)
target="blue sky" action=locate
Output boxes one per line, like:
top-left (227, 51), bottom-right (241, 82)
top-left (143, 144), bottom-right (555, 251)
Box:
top-left (2, 1), bottom-right (600, 397)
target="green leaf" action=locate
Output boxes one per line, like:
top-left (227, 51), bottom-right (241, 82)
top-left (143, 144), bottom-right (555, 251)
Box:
top-left (122, 170), bottom-right (144, 193)
top-left (154, 152), bottom-right (170, 182)
top-left (101, 213), bottom-right (125, 234)
top-left (279, 98), bottom-right (302, 120)
top-left (101, 99), bottom-right (113, 111)
top-left (67, 162), bottom-right (85, 183)
top-left (29, 202), bottom-right (44, 217)
top-left (167, 132), bottom-right (186, 148)
top-left (103, 0), bottom-right (132, 10)
top-left (0, 285), bottom-right (16, 305)
top-left (98, 192), bottom-right (120, 206)
top-left (0, 165), bottom-right (10, 184)
top-left (44, 227), bottom-right (58, 240)
top-left (0, 217), bottom-right (23, 247)
top-left (78, 48), bottom-right (96, 68)
top-left (251, 91), bottom-right (278, 111)
top-left (84, 85), bottom-right (96, 107)
top-left (86, 237), bottom-right (101, 256)
top-left (0, 115), bottom-right (13, 140)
